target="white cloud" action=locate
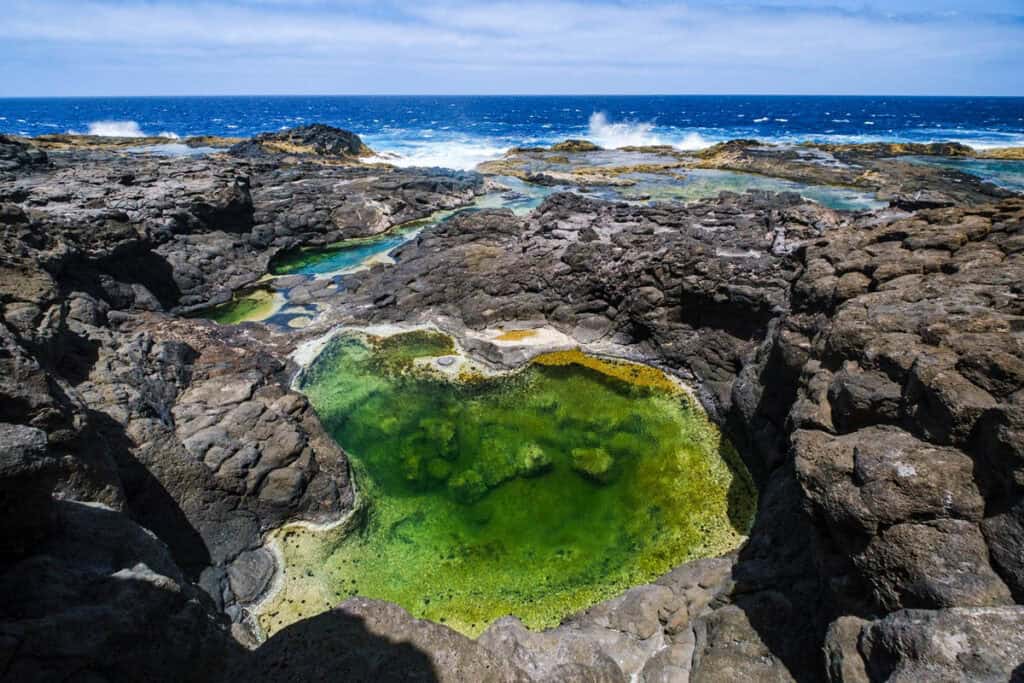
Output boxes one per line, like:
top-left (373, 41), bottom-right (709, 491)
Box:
top-left (0, 0), bottom-right (1021, 95)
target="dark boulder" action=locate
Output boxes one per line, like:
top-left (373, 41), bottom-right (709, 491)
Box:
top-left (0, 135), bottom-right (48, 178)
top-left (229, 124), bottom-right (372, 158)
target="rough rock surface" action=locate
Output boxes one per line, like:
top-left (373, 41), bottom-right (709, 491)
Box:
top-left (232, 598), bottom-right (533, 682)
top-left (0, 134), bottom-right (48, 179)
top-left (695, 140), bottom-right (1013, 208)
top-left (0, 501), bottom-right (233, 683)
top-left (2, 129), bottom-right (1024, 681)
top-left (0, 147), bottom-right (480, 316)
top-left (228, 123), bottom-right (373, 159)
top-left (341, 186), bottom-right (1024, 680)
top-left (0, 130), bottom-right (482, 677)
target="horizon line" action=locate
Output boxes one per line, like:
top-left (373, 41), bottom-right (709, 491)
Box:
top-left (2, 93), bottom-right (1024, 100)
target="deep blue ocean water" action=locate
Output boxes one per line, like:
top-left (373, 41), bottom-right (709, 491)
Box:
top-left (2, 95), bottom-right (1023, 170)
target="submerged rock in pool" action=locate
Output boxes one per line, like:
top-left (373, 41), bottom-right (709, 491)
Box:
top-left (570, 447), bottom-right (615, 483)
top-left (257, 330), bottom-right (756, 637)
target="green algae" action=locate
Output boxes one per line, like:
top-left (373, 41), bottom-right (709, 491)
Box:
top-left (259, 331), bottom-right (756, 637)
top-left (198, 288), bottom-right (283, 325)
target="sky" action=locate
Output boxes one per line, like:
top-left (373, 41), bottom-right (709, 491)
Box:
top-left (1, 0), bottom-right (1023, 97)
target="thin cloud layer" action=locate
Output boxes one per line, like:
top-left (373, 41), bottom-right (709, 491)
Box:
top-left (1, 0), bottom-right (1022, 95)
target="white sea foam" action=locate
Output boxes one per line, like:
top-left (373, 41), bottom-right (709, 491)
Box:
top-left (753, 117), bottom-right (770, 123)
top-left (924, 129), bottom-right (1024, 150)
top-left (676, 132), bottom-right (714, 151)
top-left (370, 139), bottom-right (508, 170)
top-left (587, 112), bottom-right (715, 151)
top-left (72, 120), bottom-right (181, 139)
top-left (587, 112), bottom-right (662, 148)
top-left (948, 137), bottom-right (1024, 150)
top-left (84, 120), bottom-right (146, 137)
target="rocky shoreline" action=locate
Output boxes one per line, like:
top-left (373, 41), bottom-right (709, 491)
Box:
top-left (2, 125), bottom-right (1024, 681)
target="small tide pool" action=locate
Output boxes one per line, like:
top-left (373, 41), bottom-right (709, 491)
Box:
top-left (583, 168), bottom-right (885, 211)
top-left (192, 182), bottom-right (557, 326)
top-left (903, 156), bottom-right (1024, 193)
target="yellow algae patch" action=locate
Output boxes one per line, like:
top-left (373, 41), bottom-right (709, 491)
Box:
top-left (570, 163), bottom-right (686, 177)
top-left (533, 348), bottom-right (683, 395)
top-left (495, 329), bottom-right (539, 342)
top-left (980, 147), bottom-right (1024, 161)
top-left (455, 366), bottom-right (488, 383)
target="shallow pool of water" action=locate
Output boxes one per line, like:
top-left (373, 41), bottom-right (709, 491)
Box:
top-left (585, 168), bottom-right (885, 211)
top-left (258, 331), bottom-right (755, 637)
top-left (191, 183), bottom-right (558, 325)
top-left (273, 229), bottom-right (421, 277)
top-left (191, 288), bottom-right (285, 325)
top-left (904, 156), bottom-right (1024, 193)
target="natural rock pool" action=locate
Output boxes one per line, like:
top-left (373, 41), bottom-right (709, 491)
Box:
top-left (903, 156), bottom-right (1024, 193)
top-left (191, 181), bottom-right (557, 326)
top-left (583, 167), bottom-right (886, 211)
top-left (257, 330), bottom-right (756, 637)
top-left (193, 157), bottom-right (888, 328)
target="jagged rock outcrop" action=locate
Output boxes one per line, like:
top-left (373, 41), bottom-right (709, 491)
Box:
top-left (229, 124), bottom-right (373, 159)
top-left (0, 143), bottom-right (481, 312)
top-left (0, 131), bottom-right (483, 675)
top-left (0, 500), bottom-right (235, 682)
top-left (0, 135), bottom-right (48, 179)
top-left (695, 140), bottom-right (1012, 208)
top-left (232, 598), bottom-right (533, 682)
top-left (342, 189), bottom-right (1024, 680)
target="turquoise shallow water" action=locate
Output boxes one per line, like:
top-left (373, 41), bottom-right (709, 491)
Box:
top-left (271, 180), bottom-right (555, 278)
top-left (586, 168), bottom-right (885, 211)
top-left (273, 231), bottom-right (418, 277)
top-left (904, 156), bottom-right (1024, 193)
top-left (197, 164), bottom-right (887, 326)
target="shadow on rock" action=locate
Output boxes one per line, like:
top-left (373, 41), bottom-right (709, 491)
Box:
top-left (96, 242), bottom-right (183, 309)
top-left (721, 464), bottom-right (827, 683)
top-left (719, 437), bottom-right (759, 536)
top-left (54, 328), bottom-right (101, 386)
top-left (0, 500), bottom-right (233, 683)
top-left (231, 596), bottom-right (531, 682)
top-left (233, 609), bottom-right (440, 683)
top-left (89, 409), bottom-right (212, 580)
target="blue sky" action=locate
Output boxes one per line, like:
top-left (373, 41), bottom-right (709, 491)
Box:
top-left (2, 0), bottom-right (1022, 96)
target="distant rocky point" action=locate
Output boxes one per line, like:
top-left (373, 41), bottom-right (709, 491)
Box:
top-left (4, 123), bottom-right (375, 161)
top-left (228, 123), bottom-right (374, 159)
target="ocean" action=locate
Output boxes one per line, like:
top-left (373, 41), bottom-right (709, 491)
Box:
top-left (2, 95), bottom-right (1023, 170)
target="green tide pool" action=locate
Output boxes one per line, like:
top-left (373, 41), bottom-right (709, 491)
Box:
top-left (258, 331), bottom-right (755, 637)
top-left (194, 288), bottom-right (284, 325)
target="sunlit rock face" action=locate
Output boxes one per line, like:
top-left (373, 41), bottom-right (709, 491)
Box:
top-left (258, 331), bottom-right (755, 637)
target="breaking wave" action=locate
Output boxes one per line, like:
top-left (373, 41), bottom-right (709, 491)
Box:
top-left (587, 112), bottom-right (714, 150)
top-left (587, 112), bottom-right (662, 148)
top-left (677, 132), bottom-right (715, 151)
top-left (84, 120), bottom-right (145, 137)
top-left (76, 120), bottom-right (180, 139)
top-left (368, 139), bottom-right (508, 171)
